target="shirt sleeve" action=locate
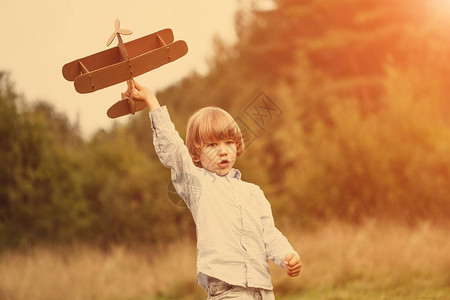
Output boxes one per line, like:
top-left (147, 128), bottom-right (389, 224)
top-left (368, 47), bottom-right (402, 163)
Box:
top-left (149, 106), bottom-right (201, 209)
top-left (257, 187), bottom-right (300, 269)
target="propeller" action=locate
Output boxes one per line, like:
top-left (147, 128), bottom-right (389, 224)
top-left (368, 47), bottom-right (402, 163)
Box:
top-left (106, 19), bottom-right (132, 47)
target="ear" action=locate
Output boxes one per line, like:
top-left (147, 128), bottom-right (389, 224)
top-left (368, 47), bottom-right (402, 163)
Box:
top-left (237, 144), bottom-right (245, 157)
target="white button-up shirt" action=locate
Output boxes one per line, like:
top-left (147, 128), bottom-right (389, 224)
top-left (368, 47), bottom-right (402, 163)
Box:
top-left (150, 106), bottom-right (298, 291)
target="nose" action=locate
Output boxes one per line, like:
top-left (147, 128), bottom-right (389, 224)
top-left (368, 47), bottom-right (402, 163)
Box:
top-left (218, 142), bottom-right (228, 156)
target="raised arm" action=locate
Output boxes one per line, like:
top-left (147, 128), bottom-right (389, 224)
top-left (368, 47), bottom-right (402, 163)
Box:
top-left (125, 80), bottom-right (200, 208)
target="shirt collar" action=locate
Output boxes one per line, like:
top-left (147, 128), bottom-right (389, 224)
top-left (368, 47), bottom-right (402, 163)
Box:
top-left (227, 168), bottom-right (242, 180)
top-left (202, 168), bottom-right (242, 180)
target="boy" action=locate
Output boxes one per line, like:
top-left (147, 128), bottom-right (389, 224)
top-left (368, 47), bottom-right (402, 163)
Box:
top-left (125, 80), bottom-right (301, 299)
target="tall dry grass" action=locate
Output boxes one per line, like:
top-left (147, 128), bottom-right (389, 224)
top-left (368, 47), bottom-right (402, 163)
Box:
top-left (0, 239), bottom-right (204, 300)
top-left (1, 221), bottom-right (449, 300)
top-left (272, 220), bottom-right (450, 299)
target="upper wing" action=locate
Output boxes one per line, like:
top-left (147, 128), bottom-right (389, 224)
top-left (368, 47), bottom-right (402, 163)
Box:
top-left (73, 40), bottom-right (188, 93)
top-left (62, 28), bottom-right (174, 82)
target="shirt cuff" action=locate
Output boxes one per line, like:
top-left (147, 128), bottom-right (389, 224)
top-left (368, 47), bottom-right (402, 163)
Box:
top-left (149, 105), bottom-right (171, 130)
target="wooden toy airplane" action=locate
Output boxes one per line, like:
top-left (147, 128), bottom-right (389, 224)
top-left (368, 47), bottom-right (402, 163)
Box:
top-left (62, 19), bottom-right (188, 118)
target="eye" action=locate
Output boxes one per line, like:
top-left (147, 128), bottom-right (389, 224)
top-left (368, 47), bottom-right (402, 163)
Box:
top-left (207, 142), bottom-right (217, 147)
top-left (226, 140), bottom-right (235, 145)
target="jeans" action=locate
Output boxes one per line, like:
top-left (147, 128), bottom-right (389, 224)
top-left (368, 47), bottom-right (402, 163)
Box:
top-left (206, 280), bottom-right (275, 300)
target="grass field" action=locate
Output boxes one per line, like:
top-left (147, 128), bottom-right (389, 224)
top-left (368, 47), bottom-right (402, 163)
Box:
top-left (1, 221), bottom-right (449, 300)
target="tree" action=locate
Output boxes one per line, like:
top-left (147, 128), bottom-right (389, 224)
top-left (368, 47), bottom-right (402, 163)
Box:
top-left (0, 73), bottom-right (89, 247)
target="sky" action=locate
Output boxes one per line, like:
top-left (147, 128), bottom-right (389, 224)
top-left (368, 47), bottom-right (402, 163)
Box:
top-left (0, 0), bottom-right (249, 137)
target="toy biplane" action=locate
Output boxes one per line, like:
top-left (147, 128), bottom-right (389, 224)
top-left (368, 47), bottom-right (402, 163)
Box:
top-left (62, 19), bottom-right (188, 118)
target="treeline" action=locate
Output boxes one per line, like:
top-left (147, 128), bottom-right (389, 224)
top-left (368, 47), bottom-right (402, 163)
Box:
top-left (158, 0), bottom-right (450, 225)
top-left (0, 73), bottom-right (195, 248)
top-left (2, 0), bottom-right (450, 248)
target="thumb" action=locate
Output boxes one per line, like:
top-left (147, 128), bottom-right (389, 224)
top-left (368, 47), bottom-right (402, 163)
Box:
top-left (125, 79), bottom-right (134, 94)
top-left (284, 253), bottom-right (294, 265)
top-left (133, 80), bottom-right (143, 91)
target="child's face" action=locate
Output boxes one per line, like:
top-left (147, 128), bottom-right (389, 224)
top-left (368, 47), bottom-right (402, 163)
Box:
top-left (198, 139), bottom-right (237, 176)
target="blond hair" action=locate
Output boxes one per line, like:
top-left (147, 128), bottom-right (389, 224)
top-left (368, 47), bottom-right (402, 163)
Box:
top-left (186, 106), bottom-right (245, 167)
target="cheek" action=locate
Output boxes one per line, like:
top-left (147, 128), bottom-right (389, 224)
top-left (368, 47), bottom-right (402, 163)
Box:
top-left (229, 144), bottom-right (238, 156)
top-left (200, 148), bottom-right (216, 165)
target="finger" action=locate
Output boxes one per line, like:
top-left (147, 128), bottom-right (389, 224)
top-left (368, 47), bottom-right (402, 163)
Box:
top-left (126, 79), bottom-right (133, 89)
top-left (291, 256), bottom-right (301, 267)
top-left (287, 263), bottom-right (302, 272)
top-left (287, 265), bottom-right (301, 275)
top-left (289, 265), bottom-right (301, 273)
top-left (288, 271), bottom-right (300, 277)
top-left (125, 80), bottom-right (134, 95)
top-left (293, 260), bottom-right (302, 269)
top-left (287, 256), bottom-right (295, 266)
top-left (284, 253), bottom-right (294, 265)
top-left (287, 265), bottom-right (300, 273)
top-left (288, 255), bottom-right (300, 267)
top-left (133, 80), bottom-right (142, 91)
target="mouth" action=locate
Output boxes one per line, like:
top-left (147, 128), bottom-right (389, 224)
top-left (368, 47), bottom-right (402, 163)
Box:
top-left (218, 159), bottom-right (229, 168)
